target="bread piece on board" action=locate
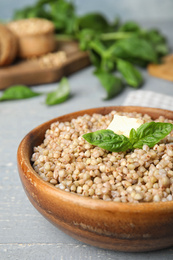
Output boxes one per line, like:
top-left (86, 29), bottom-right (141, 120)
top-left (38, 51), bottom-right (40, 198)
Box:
top-left (0, 23), bottom-right (17, 66)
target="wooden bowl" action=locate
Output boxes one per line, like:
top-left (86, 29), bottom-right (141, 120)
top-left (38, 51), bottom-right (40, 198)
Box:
top-left (17, 106), bottom-right (173, 252)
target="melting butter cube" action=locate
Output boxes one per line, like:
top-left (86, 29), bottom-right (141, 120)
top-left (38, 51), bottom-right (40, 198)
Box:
top-left (107, 115), bottom-right (143, 137)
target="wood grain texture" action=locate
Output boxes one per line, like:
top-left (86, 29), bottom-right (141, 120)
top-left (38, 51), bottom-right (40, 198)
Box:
top-left (0, 40), bottom-right (90, 89)
top-left (148, 54), bottom-right (173, 82)
top-left (17, 106), bottom-right (173, 253)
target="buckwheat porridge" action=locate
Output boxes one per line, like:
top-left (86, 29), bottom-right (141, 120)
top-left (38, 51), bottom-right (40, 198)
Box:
top-left (31, 111), bottom-right (173, 203)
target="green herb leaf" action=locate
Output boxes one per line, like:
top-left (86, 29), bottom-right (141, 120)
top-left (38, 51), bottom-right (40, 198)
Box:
top-left (0, 85), bottom-right (41, 101)
top-left (77, 13), bottom-right (110, 32)
top-left (89, 40), bottom-right (106, 57)
top-left (132, 122), bottom-right (173, 149)
top-left (89, 49), bottom-right (102, 68)
top-left (110, 37), bottom-right (158, 63)
top-left (83, 122), bottom-right (173, 152)
top-left (88, 40), bottom-right (115, 71)
top-left (49, 0), bottom-right (77, 34)
top-left (77, 29), bottom-right (98, 50)
top-left (116, 59), bottom-right (143, 88)
top-left (128, 128), bottom-right (138, 145)
top-left (118, 21), bottom-right (141, 32)
top-left (45, 77), bottom-right (70, 105)
top-left (94, 70), bottom-right (123, 99)
top-left (83, 130), bottom-right (132, 152)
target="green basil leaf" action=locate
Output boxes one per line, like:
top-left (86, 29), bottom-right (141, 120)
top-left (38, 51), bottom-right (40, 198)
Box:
top-left (145, 29), bottom-right (166, 45)
top-left (110, 37), bottom-right (158, 63)
top-left (116, 59), bottom-right (143, 88)
top-left (143, 29), bottom-right (169, 57)
top-left (133, 122), bottom-right (173, 149)
top-left (94, 70), bottom-right (123, 99)
top-left (83, 130), bottom-right (132, 152)
top-left (118, 21), bottom-right (141, 32)
top-left (89, 40), bottom-right (106, 57)
top-left (46, 77), bottom-right (70, 105)
top-left (129, 128), bottom-right (138, 145)
top-left (83, 122), bottom-right (173, 153)
top-left (77, 13), bottom-right (110, 32)
top-left (89, 49), bottom-right (102, 68)
top-left (89, 40), bottom-right (115, 71)
top-left (155, 43), bottom-right (169, 57)
top-left (50, 1), bottom-right (77, 34)
top-left (77, 29), bottom-right (97, 50)
top-left (0, 85), bottom-right (41, 101)
top-left (101, 58), bottom-right (115, 72)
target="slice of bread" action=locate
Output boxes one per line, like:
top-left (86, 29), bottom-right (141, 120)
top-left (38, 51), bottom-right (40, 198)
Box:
top-left (0, 24), bottom-right (18, 66)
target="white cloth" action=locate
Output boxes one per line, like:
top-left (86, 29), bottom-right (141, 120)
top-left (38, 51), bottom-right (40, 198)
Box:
top-left (123, 90), bottom-right (173, 111)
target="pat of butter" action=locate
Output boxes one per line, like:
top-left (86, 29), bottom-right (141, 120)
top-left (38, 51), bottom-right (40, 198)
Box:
top-left (107, 115), bottom-right (143, 137)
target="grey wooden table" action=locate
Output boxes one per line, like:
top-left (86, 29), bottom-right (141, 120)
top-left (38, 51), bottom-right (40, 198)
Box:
top-left (1, 1), bottom-right (173, 259)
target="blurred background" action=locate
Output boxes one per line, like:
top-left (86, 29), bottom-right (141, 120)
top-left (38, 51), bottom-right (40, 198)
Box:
top-left (1, 0), bottom-right (173, 22)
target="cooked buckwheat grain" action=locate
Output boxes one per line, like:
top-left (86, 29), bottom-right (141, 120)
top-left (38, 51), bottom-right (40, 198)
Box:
top-left (31, 111), bottom-right (173, 203)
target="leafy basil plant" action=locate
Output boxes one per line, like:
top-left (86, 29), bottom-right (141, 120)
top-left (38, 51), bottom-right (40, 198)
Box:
top-left (83, 122), bottom-right (173, 152)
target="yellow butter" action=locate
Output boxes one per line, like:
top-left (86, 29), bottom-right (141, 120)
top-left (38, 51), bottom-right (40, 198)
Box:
top-left (107, 115), bottom-right (143, 137)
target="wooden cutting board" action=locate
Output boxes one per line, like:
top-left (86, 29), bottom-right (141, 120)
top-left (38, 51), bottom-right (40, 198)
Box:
top-left (0, 40), bottom-right (90, 90)
top-left (147, 54), bottom-right (173, 82)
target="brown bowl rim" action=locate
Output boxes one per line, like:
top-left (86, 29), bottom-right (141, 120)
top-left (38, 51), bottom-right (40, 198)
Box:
top-left (17, 105), bottom-right (173, 213)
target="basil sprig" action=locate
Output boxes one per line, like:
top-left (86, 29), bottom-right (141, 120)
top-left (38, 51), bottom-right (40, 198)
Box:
top-left (12, 0), bottom-right (169, 100)
top-left (83, 122), bottom-right (173, 152)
